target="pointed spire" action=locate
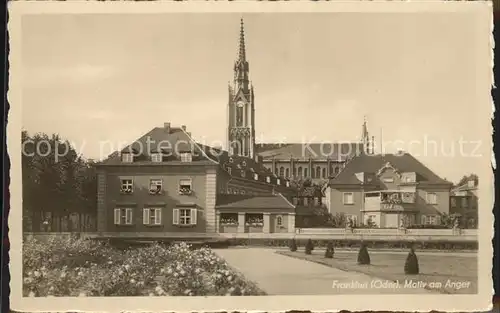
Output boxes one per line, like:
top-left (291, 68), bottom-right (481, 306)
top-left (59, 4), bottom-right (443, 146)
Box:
top-left (238, 18), bottom-right (246, 62)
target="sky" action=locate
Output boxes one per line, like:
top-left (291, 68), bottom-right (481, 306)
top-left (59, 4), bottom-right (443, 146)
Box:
top-left (20, 12), bottom-right (491, 183)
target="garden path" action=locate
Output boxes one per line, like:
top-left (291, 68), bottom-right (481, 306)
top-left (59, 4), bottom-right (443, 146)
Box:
top-left (214, 248), bottom-right (433, 295)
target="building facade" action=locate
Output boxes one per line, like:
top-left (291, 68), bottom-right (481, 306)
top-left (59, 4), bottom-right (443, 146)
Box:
top-left (450, 177), bottom-right (478, 228)
top-left (324, 153), bottom-right (453, 228)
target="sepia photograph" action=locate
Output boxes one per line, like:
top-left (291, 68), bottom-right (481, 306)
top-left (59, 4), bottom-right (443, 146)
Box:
top-left (8, 1), bottom-right (493, 312)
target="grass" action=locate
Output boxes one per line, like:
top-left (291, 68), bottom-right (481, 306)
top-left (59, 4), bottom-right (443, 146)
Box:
top-left (277, 249), bottom-right (477, 294)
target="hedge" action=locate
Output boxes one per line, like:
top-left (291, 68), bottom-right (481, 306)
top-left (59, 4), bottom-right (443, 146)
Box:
top-left (227, 238), bottom-right (477, 250)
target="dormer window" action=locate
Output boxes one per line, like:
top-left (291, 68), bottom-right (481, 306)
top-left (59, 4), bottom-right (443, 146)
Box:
top-left (180, 152), bottom-right (192, 163)
top-left (151, 153), bottom-right (162, 163)
top-left (286, 181), bottom-right (290, 187)
top-left (277, 178), bottom-right (281, 185)
top-left (242, 161), bottom-right (247, 167)
top-left (229, 157), bottom-right (234, 163)
top-left (266, 176), bottom-right (271, 183)
top-left (122, 153), bottom-right (133, 163)
top-left (254, 173), bottom-right (259, 180)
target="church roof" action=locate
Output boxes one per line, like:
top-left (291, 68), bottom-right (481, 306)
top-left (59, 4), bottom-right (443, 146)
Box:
top-left (255, 142), bottom-right (363, 161)
top-left (328, 153), bottom-right (452, 186)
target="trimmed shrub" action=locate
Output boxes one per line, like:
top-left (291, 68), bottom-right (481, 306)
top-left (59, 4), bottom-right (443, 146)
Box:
top-left (305, 239), bottom-right (314, 255)
top-left (289, 239), bottom-right (297, 252)
top-left (357, 243), bottom-right (371, 265)
top-left (324, 241), bottom-right (334, 258)
top-left (404, 247), bottom-right (420, 274)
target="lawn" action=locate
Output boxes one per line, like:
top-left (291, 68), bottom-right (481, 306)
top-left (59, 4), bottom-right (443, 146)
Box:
top-left (278, 249), bottom-right (477, 294)
top-left (23, 236), bottom-right (265, 297)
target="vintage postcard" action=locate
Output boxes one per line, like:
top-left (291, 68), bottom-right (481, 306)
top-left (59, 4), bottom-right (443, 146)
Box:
top-left (7, 1), bottom-right (494, 312)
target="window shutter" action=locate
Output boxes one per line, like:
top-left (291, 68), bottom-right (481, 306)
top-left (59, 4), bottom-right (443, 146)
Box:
top-left (190, 209), bottom-right (197, 225)
top-left (114, 209), bottom-right (121, 225)
top-left (421, 215), bottom-right (426, 224)
top-left (143, 208), bottom-right (150, 225)
top-left (155, 208), bottom-right (162, 225)
top-left (126, 208), bottom-right (133, 224)
top-left (173, 209), bottom-right (180, 225)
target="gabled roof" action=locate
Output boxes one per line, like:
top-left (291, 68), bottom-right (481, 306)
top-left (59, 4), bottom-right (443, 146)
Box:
top-left (328, 153), bottom-right (452, 186)
top-left (215, 193), bottom-right (295, 210)
top-left (255, 142), bottom-right (363, 161)
top-left (99, 126), bottom-right (208, 165)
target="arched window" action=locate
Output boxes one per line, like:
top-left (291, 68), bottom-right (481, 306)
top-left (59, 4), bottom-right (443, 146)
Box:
top-left (293, 168), bottom-right (297, 177)
top-left (330, 165), bottom-right (334, 176)
top-left (279, 167), bottom-right (284, 177)
top-left (335, 166), bottom-right (340, 174)
top-left (285, 168), bottom-right (290, 177)
top-left (322, 168), bottom-right (326, 178)
top-left (298, 167), bottom-right (303, 177)
top-left (274, 167), bottom-right (278, 175)
top-left (316, 167), bottom-right (321, 178)
top-left (276, 215), bottom-right (283, 227)
top-left (304, 168), bottom-right (308, 178)
top-left (311, 167), bottom-right (315, 178)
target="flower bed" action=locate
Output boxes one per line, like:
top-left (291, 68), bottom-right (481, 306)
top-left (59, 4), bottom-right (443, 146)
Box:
top-left (23, 237), bottom-right (265, 297)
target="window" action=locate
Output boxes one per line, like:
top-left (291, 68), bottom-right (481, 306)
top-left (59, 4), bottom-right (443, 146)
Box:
top-left (121, 153), bottom-right (133, 163)
top-left (383, 178), bottom-right (394, 183)
top-left (114, 208), bottom-right (133, 225)
top-left (277, 178), bottom-right (281, 185)
top-left (151, 153), bottom-right (162, 163)
top-left (274, 167), bottom-right (278, 175)
top-left (180, 152), bottom-right (192, 162)
top-left (285, 168), bottom-right (290, 177)
top-left (304, 168), bottom-right (308, 178)
top-left (179, 179), bottom-right (192, 195)
top-left (227, 167), bottom-right (232, 175)
top-left (279, 167), bottom-right (284, 177)
top-left (335, 167), bottom-right (340, 174)
top-left (254, 173), bottom-right (259, 180)
top-left (173, 208), bottom-right (197, 226)
top-left (343, 192), bottom-right (354, 205)
top-left (451, 198), bottom-right (457, 208)
top-left (426, 192), bottom-right (437, 205)
top-left (461, 197), bottom-right (469, 208)
top-left (316, 167), bottom-right (321, 178)
top-left (266, 176), bottom-right (271, 183)
top-left (149, 179), bottom-right (163, 195)
top-left (276, 215), bottom-right (283, 227)
top-left (293, 168), bottom-right (297, 177)
top-left (120, 179), bottom-right (133, 194)
top-left (143, 208), bottom-right (162, 225)
top-left (330, 166), bottom-right (334, 176)
top-left (421, 214), bottom-right (438, 225)
top-left (322, 168), bottom-right (327, 178)
top-left (286, 181), bottom-right (290, 187)
top-left (298, 167), bottom-right (303, 177)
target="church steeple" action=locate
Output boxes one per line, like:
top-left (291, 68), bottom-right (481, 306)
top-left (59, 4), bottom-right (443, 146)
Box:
top-left (361, 116), bottom-right (374, 155)
top-left (234, 18), bottom-right (250, 93)
top-left (238, 18), bottom-right (246, 62)
top-left (227, 18), bottom-right (255, 158)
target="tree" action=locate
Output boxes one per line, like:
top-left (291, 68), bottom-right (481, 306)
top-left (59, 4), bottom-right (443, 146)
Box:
top-left (289, 238), bottom-right (297, 252)
top-left (324, 241), bottom-right (334, 258)
top-left (305, 239), bottom-right (314, 255)
top-left (404, 247), bottom-right (420, 274)
top-left (357, 243), bottom-right (370, 265)
top-left (456, 174), bottom-right (478, 187)
top-left (21, 131), bottom-right (98, 232)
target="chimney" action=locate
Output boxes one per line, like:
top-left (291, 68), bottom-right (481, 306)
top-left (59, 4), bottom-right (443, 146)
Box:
top-left (181, 125), bottom-right (187, 131)
top-left (164, 122), bottom-right (171, 133)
